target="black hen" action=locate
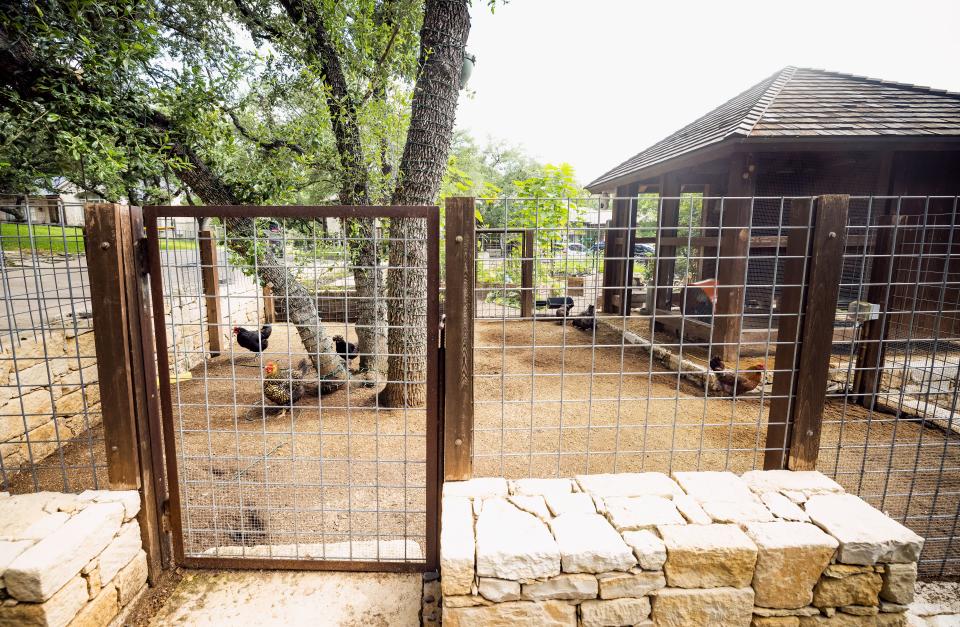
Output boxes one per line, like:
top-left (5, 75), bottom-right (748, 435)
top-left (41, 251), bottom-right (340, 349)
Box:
top-left (333, 335), bottom-right (357, 363)
top-left (554, 303), bottom-right (574, 324)
top-left (234, 325), bottom-right (271, 354)
top-left (228, 509), bottom-right (267, 546)
top-left (572, 305), bottom-right (596, 331)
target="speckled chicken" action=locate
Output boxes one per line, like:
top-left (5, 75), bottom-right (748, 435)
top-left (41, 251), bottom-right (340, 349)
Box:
top-left (262, 359), bottom-right (311, 406)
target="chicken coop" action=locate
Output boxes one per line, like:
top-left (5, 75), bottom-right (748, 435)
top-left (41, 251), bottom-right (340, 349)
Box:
top-left (587, 66), bottom-right (960, 388)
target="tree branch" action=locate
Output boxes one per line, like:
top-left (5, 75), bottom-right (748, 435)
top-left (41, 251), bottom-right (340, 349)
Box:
top-left (224, 107), bottom-right (306, 156)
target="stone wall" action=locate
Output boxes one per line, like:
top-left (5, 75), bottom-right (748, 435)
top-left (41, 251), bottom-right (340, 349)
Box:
top-left (439, 470), bottom-right (923, 627)
top-left (0, 275), bottom-right (261, 474)
top-left (0, 489), bottom-right (147, 627)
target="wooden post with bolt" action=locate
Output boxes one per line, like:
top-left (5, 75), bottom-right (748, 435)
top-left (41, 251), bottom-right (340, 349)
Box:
top-left (263, 282), bottom-right (276, 324)
top-left (85, 203), bottom-right (167, 581)
top-left (444, 197), bottom-right (475, 480)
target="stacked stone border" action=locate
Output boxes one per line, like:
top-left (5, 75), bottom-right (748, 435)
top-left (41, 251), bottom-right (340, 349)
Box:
top-left (0, 489), bottom-right (146, 627)
top-left (439, 470), bottom-right (924, 626)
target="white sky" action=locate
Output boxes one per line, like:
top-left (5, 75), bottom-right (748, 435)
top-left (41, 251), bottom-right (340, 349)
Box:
top-left (455, 0), bottom-right (960, 185)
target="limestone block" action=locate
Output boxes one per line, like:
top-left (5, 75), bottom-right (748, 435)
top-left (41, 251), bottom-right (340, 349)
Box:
top-left (0, 390), bottom-right (53, 440)
top-left (581, 597), bottom-right (651, 627)
top-left (478, 578), bottom-right (520, 602)
top-left (78, 491), bottom-right (140, 522)
top-left (753, 607), bottom-right (821, 617)
top-left (673, 494), bottom-right (712, 524)
top-left (442, 600), bottom-right (576, 627)
top-left (741, 471), bottom-right (844, 497)
top-left (521, 574), bottom-right (597, 600)
top-left (597, 570), bottom-right (665, 599)
top-left (673, 471), bottom-right (758, 504)
top-left (510, 478), bottom-right (572, 497)
top-left (702, 500), bottom-right (775, 524)
top-left (98, 521), bottom-right (141, 585)
top-left (621, 529), bottom-right (666, 571)
top-left (0, 575), bottom-right (87, 627)
top-left (14, 360), bottom-right (69, 391)
top-left (439, 497), bottom-right (474, 596)
top-left (83, 564), bottom-right (101, 599)
top-left (753, 618), bottom-right (799, 627)
top-left (544, 493), bottom-right (596, 517)
top-left (548, 513), bottom-right (635, 573)
top-left (798, 614), bottom-right (880, 626)
top-left (745, 521), bottom-right (839, 609)
top-left (879, 602), bottom-right (907, 613)
top-left (575, 473), bottom-right (683, 499)
top-left (69, 582), bottom-right (118, 627)
top-left (840, 605), bottom-right (879, 616)
top-left (880, 563), bottom-right (916, 605)
top-left (475, 498), bottom-right (560, 581)
top-left (508, 495), bottom-right (551, 521)
top-left (804, 494), bottom-right (924, 564)
top-left (53, 387), bottom-right (99, 419)
top-left (442, 595), bottom-right (490, 608)
top-left (5, 502), bottom-right (123, 602)
top-left (0, 540), bottom-right (33, 577)
top-left (761, 492), bottom-right (810, 522)
top-left (651, 586), bottom-right (754, 627)
top-left (443, 478), bottom-right (508, 498)
top-left (115, 550), bottom-right (147, 606)
top-left (659, 524), bottom-right (758, 588)
top-left (603, 495), bottom-right (684, 531)
top-left (812, 567), bottom-right (882, 608)
top-left (876, 613), bottom-right (908, 627)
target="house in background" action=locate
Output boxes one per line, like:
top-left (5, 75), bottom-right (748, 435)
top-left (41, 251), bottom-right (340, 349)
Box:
top-left (587, 66), bottom-right (960, 366)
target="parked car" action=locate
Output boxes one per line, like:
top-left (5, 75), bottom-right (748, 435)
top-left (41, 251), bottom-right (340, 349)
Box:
top-left (589, 241), bottom-right (606, 253)
top-left (634, 242), bottom-right (655, 258)
top-left (561, 242), bottom-right (589, 258)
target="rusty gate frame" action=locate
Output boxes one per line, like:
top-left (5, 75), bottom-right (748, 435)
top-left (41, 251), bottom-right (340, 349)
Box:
top-left (143, 205), bottom-right (441, 572)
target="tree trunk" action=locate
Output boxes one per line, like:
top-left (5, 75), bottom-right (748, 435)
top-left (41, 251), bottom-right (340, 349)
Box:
top-left (379, 0), bottom-right (470, 407)
top-left (169, 135), bottom-right (347, 389)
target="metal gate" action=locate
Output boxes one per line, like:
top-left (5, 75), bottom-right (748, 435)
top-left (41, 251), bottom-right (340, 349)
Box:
top-left (144, 205), bottom-right (439, 571)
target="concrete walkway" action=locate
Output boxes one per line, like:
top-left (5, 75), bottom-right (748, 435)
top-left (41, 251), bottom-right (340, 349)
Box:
top-left (149, 570), bottom-right (421, 626)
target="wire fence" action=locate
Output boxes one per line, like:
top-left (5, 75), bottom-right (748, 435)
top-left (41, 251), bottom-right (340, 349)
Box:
top-left (0, 198), bottom-right (105, 493)
top-left (148, 207), bottom-right (438, 568)
top-left (469, 195), bottom-right (959, 577)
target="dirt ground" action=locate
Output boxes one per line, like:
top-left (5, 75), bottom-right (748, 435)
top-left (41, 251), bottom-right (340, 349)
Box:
top-left (5, 319), bottom-right (958, 576)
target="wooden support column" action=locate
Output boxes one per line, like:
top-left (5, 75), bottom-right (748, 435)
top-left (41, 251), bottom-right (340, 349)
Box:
top-left (853, 152), bottom-right (897, 407)
top-left (198, 230), bottom-right (222, 357)
top-left (763, 196), bottom-right (849, 470)
top-left (520, 229), bottom-right (535, 319)
top-left (655, 174), bottom-right (681, 311)
top-left (444, 197), bottom-right (475, 480)
top-left (85, 203), bottom-right (167, 581)
top-left (764, 199), bottom-right (815, 469)
top-left (853, 214), bottom-right (906, 407)
top-left (711, 154), bottom-right (755, 361)
top-left (602, 184), bottom-right (639, 315)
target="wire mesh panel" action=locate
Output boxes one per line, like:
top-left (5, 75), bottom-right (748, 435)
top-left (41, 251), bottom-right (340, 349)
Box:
top-left (470, 196), bottom-right (807, 478)
top-left (469, 194), bottom-right (959, 578)
top-left (145, 206), bottom-right (439, 570)
top-left (0, 197), bottom-right (106, 493)
top-left (821, 196), bottom-right (960, 578)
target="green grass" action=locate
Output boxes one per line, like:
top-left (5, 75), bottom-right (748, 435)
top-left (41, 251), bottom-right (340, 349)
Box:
top-left (0, 222), bottom-right (197, 253)
top-left (1, 223), bottom-right (85, 253)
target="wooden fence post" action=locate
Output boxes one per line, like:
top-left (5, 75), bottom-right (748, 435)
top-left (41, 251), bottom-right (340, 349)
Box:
top-left (444, 197), bottom-right (475, 480)
top-left (521, 229), bottom-right (535, 319)
top-left (198, 230), bottom-right (222, 357)
top-left (764, 199), bottom-right (815, 469)
top-left (85, 203), bottom-right (167, 581)
top-left (263, 282), bottom-right (276, 324)
top-left (764, 195), bottom-right (849, 470)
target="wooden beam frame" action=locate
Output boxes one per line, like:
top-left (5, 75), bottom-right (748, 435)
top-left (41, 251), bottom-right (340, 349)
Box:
top-left (654, 174), bottom-right (681, 311)
top-left (85, 203), bottom-right (168, 581)
top-left (198, 230), bottom-right (222, 357)
top-left (443, 197), bottom-right (475, 480)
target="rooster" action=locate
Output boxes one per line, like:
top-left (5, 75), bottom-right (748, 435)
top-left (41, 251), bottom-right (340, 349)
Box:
top-left (332, 335), bottom-right (358, 364)
top-left (709, 356), bottom-right (765, 396)
top-left (572, 305), bottom-right (597, 331)
top-left (233, 325), bottom-right (272, 354)
top-left (262, 359), bottom-right (312, 407)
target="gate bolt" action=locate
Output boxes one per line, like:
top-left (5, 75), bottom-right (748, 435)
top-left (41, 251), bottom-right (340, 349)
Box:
top-left (100, 242), bottom-right (111, 250)
top-left (455, 235), bottom-right (463, 243)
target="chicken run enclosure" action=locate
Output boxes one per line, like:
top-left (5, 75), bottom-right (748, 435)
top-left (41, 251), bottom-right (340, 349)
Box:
top-left (0, 195), bottom-right (958, 578)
